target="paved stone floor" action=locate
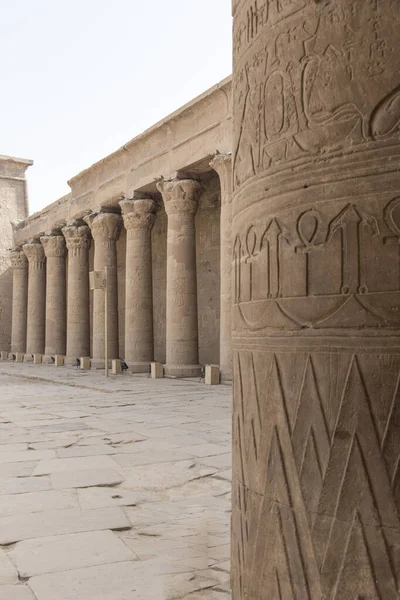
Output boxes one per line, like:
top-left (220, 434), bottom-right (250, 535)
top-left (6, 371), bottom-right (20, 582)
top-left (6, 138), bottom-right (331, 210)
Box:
top-left (0, 363), bottom-right (231, 600)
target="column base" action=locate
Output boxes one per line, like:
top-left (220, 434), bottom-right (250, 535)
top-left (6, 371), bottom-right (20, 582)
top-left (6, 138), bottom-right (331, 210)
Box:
top-left (23, 354), bottom-right (34, 363)
top-left (90, 359), bottom-right (113, 370)
top-left (164, 364), bottom-right (202, 378)
top-left (127, 361), bottom-right (150, 374)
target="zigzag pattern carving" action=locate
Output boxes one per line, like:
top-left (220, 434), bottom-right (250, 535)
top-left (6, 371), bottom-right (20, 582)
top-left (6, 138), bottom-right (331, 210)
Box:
top-left (232, 350), bottom-right (400, 599)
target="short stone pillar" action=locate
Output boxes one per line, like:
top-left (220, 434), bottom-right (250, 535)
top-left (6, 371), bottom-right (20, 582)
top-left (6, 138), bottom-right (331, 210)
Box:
top-left (80, 357), bottom-right (91, 370)
top-left (23, 242), bottom-right (46, 355)
top-left (151, 362), bottom-right (163, 379)
top-left (112, 359), bottom-right (122, 375)
top-left (157, 178), bottom-right (201, 377)
top-left (15, 352), bottom-right (24, 363)
top-left (232, 1), bottom-right (400, 597)
top-left (54, 355), bottom-right (64, 367)
top-left (120, 198), bottom-right (156, 372)
top-left (33, 354), bottom-right (42, 365)
top-left (0, 351), bottom-right (7, 361)
top-left (40, 235), bottom-right (67, 359)
top-left (205, 364), bottom-right (220, 385)
top-left (10, 248), bottom-right (28, 354)
top-left (210, 154), bottom-right (232, 382)
top-left (84, 213), bottom-right (122, 367)
top-left (62, 225), bottom-right (91, 362)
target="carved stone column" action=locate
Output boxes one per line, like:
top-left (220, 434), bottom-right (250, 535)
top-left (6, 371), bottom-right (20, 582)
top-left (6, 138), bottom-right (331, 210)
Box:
top-left (120, 198), bottom-right (156, 371)
top-left (84, 212), bottom-right (122, 365)
top-left (210, 154), bottom-right (233, 381)
top-left (157, 178), bottom-right (201, 377)
top-left (232, 1), bottom-right (400, 598)
top-left (23, 242), bottom-right (46, 355)
top-left (62, 225), bottom-right (91, 361)
top-left (10, 248), bottom-right (28, 353)
top-left (40, 235), bottom-right (66, 358)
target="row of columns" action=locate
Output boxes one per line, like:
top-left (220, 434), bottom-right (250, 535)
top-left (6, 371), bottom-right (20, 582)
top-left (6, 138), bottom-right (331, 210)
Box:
top-left (9, 156), bottom-right (232, 378)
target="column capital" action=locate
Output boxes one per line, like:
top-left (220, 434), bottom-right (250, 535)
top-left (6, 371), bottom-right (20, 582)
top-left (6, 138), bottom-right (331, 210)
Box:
top-left (157, 178), bottom-right (201, 217)
top-left (40, 235), bottom-right (66, 258)
top-left (84, 212), bottom-right (122, 243)
top-left (62, 225), bottom-right (91, 256)
top-left (22, 242), bottom-right (45, 269)
top-left (120, 199), bottom-right (156, 231)
top-left (10, 248), bottom-right (28, 270)
top-left (210, 154), bottom-right (232, 202)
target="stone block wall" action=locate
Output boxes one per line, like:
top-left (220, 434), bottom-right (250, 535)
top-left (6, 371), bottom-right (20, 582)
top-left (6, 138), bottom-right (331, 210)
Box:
top-left (0, 156), bottom-right (32, 350)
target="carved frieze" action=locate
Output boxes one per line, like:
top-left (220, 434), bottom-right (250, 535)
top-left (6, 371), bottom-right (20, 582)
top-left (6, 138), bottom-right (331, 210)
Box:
top-left (234, 200), bottom-right (400, 331)
top-left (233, 0), bottom-right (400, 187)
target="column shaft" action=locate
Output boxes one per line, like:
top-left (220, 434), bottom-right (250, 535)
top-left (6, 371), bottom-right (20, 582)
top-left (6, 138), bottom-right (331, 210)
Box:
top-left (121, 199), bottom-right (156, 371)
top-left (157, 178), bottom-right (201, 377)
top-left (85, 213), bottom-right (121, 364)
top-left (41, 235), bottom-right (66, 357)
top-left (23, 243), bottom-right (46, 355)
top-left (232, 1), bottom-right (400, 598)
top-left (62, 225), bottom-right (91, 360)
top-left (210, 155), bottom-right (233, 381)
top-left (10, 249), bottom-right (28, 353)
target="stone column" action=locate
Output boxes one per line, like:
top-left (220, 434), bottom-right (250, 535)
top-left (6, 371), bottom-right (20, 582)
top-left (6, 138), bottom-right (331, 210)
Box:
top-left (210, 154), bottom-right (232, 381)
top-left (10, 248), bottom-right (28, 354)
top-left (157, 178), bottom-right (201, 377)
top-left (84, 212), bottom-right (122, 365)
top-left (120, 198), bottom-right (156, 371)
top-left (23, 242), bottom-right (46, 355)
top-left (232, 1), bottom-right (400, 598)
top-left (62, 225), bottom-right (91, 361)
top-left (40, 235), bottom-right (66, 358)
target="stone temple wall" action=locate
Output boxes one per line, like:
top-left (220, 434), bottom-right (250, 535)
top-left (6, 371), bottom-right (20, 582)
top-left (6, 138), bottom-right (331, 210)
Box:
top-left (0, 156), bottom-right (32, 350)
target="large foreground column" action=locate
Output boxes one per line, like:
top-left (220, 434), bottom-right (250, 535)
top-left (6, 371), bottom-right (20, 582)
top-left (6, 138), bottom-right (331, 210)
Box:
top-left (40, 235), bottom-right (66, 358)
top-left (157, 178), bottom-right (201, 377)
top-left (210, 154), bottom-right (232, 381)
top-left (232, 2), bottom-right (400, 598)
top-left (23, 242), bottom-right (46, 355)
top-left (10, 248), bottom-right (28, 353)
top-left (120, 198), bottom-right (156, 371)
top-left (62, 225), bottom-right (91, 361)
top-left (85, 212), bottom-right (122, 366)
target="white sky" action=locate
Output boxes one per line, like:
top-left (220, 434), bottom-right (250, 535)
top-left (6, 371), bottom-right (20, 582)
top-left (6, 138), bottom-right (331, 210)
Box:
top-left (1, 0), bottom-right (232, 214)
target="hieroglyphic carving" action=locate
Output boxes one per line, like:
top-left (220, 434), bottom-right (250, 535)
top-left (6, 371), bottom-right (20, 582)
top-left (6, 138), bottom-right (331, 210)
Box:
top-left (233, 1), bottom-right (400, 186)
top-left (232, 349), bottom-right (400, 598)
top-left (234, 201), bottom-right (399, 331)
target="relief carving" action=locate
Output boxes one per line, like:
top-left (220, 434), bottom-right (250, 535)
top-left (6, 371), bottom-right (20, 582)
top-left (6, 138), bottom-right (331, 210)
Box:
top-left (10, 248), bottom-right (28, 270)
top-left (120, 199), bottom-right (156, 231)
top-left (233, 1), bottom-right (400, 186)
top-left (234, 201), bottom-right (400, 331)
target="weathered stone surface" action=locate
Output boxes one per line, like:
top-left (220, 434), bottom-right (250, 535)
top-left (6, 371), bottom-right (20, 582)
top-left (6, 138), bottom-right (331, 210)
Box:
top-left (0, 507), bottom-right (131, 545)
top-left (0, 490), bottom-right (78, 517)
top-left (32, 454), bottom-right (121, 476)
top-left (121, 460), bottom-right (215, 491)
top-left (0, 476), bottom-right (51, 496)
top-left (0, 547), bottom-right (19, 584)
top-left (232, 1), bottom-right (400, 597)
top-left (13, 530), bottom-right (135, 577)
top-left (50, 468), bottom-right (124, 489)
top-left (0, 586), bottom-right (36, 600)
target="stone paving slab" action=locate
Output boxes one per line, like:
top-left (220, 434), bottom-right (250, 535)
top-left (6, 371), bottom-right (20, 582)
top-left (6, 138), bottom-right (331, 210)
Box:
top-left (28, 561), bottom-right (219, 600)
top-left (0, 490), bottom-right (78, 517)
top-left (0, 548), bottom-right (19, 584)
top-left (32, 454), bottom-right (121, 476)
top-left (0, 585), bottom-right (36, 599)
top-left (12, 530), bottom-right (136, 577)
top-left (0, 507), bottom-right (131, 545)
top-left (50, 468), bottom-right (124, 489)
top-left (0, 363), bottom-right (232, 599)
top-left (0, 476), bottom-right (51, 496)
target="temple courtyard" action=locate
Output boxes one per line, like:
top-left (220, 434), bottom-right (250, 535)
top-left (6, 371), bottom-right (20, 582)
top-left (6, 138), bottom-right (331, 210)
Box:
top-left (0, 364), bottom-right (231, 600)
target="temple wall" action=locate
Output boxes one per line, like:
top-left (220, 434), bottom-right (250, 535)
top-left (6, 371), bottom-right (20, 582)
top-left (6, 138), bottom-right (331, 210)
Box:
top-left (0, 157), bottom-right (32, 350)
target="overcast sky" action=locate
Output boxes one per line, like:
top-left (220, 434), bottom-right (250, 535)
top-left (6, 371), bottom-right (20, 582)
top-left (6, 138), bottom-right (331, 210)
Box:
top-left (1, 1), bottom-right (232, 214)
